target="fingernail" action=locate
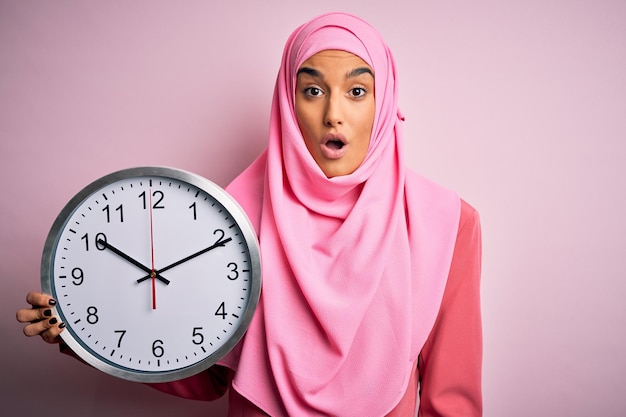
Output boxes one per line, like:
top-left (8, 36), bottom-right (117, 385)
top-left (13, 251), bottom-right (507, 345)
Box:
top-left (59, 322), bottom-right (66, 329)
top-left (43, 309), bottom-right (52, 317)
top-left (49, 318), bottom-right (58, 325)
top-left (49, 299), bottom-right (57, 306)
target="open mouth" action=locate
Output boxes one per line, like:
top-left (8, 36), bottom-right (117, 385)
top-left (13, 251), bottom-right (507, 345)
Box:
top-left (320, 134), bottom-right (348, 159)
top-left (326, 139), bottom-right (345, 150)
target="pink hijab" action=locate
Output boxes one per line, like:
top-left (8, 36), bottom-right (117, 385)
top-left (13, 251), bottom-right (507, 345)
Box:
top-left (222, 12), bottom-right (461, 416)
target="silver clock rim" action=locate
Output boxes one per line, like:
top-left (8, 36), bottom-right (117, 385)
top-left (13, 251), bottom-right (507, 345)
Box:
top-left (40, 166), bottom-right (262, 383)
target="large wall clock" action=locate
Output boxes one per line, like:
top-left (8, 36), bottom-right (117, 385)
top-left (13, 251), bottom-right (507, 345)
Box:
top-left (41, 167), bottom-right (261, 382)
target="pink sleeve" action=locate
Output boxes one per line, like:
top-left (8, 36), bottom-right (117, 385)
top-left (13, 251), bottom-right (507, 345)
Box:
top-left (418, 200), bottom-right (483, 416)
top-left (147, 366), bottom-right (233, 401)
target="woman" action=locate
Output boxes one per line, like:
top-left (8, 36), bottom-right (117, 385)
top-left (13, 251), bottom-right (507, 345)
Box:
top-left (17, 12), bottom-right (482, 416)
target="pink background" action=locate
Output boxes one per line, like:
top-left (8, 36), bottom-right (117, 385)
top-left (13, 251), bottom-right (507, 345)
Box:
top-left (2, 1), bottom-right (625, 416)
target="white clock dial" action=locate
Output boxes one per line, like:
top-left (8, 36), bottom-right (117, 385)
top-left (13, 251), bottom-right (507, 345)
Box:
top-left (41, 167), bottom-right (261, 382)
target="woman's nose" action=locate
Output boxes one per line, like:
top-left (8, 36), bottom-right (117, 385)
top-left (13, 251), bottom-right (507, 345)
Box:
top-left (324, 95), bottom-right (343, 127)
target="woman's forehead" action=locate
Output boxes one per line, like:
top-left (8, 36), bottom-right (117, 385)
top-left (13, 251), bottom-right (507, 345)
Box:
top-left (298, 50), bottom-right (372, 69)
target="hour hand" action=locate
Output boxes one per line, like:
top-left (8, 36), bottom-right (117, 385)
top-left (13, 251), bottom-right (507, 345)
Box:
top-left (97, 239), bottom-right (170, 285)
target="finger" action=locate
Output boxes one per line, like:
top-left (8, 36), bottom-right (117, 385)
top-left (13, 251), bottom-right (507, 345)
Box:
top-left (16, 306), bottom-right (53, 323)
top-left (23, 316), bottom-right (64, 338)
top-left (41, 321), bottom-right (65, 344)
top-left (25, 291), bottom-right (57, 309)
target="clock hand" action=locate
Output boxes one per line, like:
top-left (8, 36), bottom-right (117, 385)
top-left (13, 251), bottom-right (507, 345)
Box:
top-left (136, 235), bottom-right (232, 284)
top-left (149, 190), bottom-right (157, 310)
top-left (97, 239), bottom-right (171, 285)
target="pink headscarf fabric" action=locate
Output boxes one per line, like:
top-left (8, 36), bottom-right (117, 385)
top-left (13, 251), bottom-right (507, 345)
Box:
top-left (221, 12), bottom-right (461, 416)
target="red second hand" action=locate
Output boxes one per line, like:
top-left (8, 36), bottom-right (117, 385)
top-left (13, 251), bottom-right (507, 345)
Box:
top-left (149, 189), bottom-right (156, 310)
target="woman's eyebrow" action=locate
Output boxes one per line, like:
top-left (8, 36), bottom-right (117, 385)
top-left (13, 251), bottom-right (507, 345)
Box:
top-left (347, 67), bottom-right (374, 79)
top-left (297, 67), bottom-right (321, 78)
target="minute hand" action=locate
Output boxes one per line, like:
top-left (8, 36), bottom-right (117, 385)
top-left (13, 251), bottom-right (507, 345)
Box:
top-left (136, 236), bottom-right (232, 284)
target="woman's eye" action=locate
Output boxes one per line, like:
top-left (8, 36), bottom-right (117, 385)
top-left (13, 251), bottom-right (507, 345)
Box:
top-left (350, 87), bottom-right (367, 98)
top-left (304, 87), bottom-right (323, 97)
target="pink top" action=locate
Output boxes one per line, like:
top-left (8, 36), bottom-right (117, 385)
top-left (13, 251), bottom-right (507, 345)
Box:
top-left (149, 200), bottom-right (483, 416)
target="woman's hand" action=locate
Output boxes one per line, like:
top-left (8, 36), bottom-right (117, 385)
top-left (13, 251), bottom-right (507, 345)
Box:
top-left (16, 291), bottom-right (65, 344)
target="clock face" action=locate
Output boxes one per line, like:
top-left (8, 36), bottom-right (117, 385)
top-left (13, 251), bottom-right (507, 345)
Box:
top-left (41, 167), bottom-right (261, 382)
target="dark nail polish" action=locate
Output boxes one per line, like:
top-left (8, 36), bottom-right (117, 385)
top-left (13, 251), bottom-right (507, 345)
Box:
top-left (59, 322), bottom-right (66, 329)
top-left (43, 309), bottom-right (52, 317)
top-left (49, 318), bottom-right (58, 325)
top-left (48, 299), bottom-right (57, 306)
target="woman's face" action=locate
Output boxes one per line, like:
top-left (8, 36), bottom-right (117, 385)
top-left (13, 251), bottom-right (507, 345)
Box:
top-left (295, 50), bottom-right (375, 178)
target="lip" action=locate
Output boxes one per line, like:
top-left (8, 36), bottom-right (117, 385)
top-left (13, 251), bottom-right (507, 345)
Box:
top-left (320, 133), bottom-right (348, 160)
